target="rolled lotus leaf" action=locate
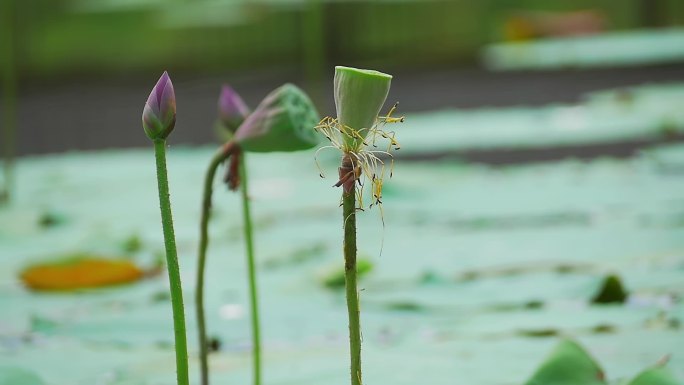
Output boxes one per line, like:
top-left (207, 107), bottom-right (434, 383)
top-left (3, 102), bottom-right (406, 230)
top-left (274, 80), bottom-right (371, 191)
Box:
top-left (234, 83), bottom-right (320, 152)
top-left (524, 339), bottom-right (607, 385)
top-left (334, 66), bottom-right (392, 149)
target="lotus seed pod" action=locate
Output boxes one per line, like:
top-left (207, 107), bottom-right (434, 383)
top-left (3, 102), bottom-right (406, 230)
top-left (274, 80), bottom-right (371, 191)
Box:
top-left (334, 66), bottom-right (392, 150)
top-left (234, 83), bottom-right (321, 152)
top-left (142, 71), bottom-right (176, 140)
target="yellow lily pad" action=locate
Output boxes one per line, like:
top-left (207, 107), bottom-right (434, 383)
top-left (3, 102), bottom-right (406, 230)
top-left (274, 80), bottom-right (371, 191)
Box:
top-left (20, 255), bottom-right (144, 291)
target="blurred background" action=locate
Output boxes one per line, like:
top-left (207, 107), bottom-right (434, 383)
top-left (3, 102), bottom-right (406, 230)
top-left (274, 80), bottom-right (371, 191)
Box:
top-left (2, 0), bottom-right (684, 154)
top-left (2, 1), bottom-right (684, 385)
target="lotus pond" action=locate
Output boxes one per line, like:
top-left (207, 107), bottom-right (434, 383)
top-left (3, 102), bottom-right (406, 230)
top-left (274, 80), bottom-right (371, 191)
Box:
top-left (2, 82), bottom-right (684, 385)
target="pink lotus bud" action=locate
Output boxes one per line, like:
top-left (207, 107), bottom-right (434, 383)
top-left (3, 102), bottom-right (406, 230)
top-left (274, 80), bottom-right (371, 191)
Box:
top-left (218, 85), bottom-right (250, 133)
top-left (142, 71), bottom-right (176, 140)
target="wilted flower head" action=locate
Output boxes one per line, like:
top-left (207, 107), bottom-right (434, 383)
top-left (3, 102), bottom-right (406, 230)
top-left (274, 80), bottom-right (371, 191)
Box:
top-left (315, 66), bottom-right (403, 208)
top-left (222, 83), bottom-right (321, 190)
top-left (143, 71), bottom-right (176, 140)
top-left (218, 85), bottom-right (250, 134)
top-left (233, 83), bottom-right (320, 152)
top-left (334, 66), bottom-right (392, 150)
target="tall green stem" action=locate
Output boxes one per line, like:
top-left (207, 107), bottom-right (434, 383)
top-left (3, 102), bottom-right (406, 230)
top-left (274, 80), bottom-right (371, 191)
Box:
top-left (196, 143), bottom-right (234, 385)
top-left (153, 139), bottom-right (190, 385)
top-left (239, 153), bottom-right (262, 385)
top-left (342, 180), bottom-right (361, 385)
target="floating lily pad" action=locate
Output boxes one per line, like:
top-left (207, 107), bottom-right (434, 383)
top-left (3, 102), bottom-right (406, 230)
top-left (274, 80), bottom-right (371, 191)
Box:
top-left (384, 301), bottom-right (424, 312)
top-left (524, 339), bottom-right (606, 385)
top-left (517, 328), bottom-right (559, 338)
top-left (263, 243), bottom-right (327, 270)
top-left (629, 365), bottom-right (682, 385)
top-left (320, 258), bottom-right (374, 289)
top-left (120, 234), bottom-right (143, 253)
top-left (37, 211), bottom-right (67, 228)
top-left (0, 366), bottom-right (45, 385)
top-left (591, 274), bottom-right (628, 304)
top-left (20, 254), bottom-right (145, 291)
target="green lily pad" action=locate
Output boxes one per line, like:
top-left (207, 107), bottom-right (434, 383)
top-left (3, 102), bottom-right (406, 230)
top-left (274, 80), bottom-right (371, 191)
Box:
top-left (320, 258), bottom-right (374, 289)
top-left (591, 274), bottom-right (628, 304)
top-left (37, 211), bottom-right (67, 228)
top-left (524, 339), bottom-right (606, 385)
top-left (0, 367), bottom-right (45, 385)
top-left (629, 365), bottom-right (682, 385)
top-left (120, 234), bottom-right (143, 253)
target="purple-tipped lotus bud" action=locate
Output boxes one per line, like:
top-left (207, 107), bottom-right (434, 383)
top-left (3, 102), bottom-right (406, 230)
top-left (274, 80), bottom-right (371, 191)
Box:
top-left (142, 71), bottom-right (176, 140)
top-left (218, 85), bottom-right (250, 133)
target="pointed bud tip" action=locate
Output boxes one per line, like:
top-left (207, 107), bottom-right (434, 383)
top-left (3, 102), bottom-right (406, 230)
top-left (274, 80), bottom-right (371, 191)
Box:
top-left (217, 84), bottom-right (250, 133)
top-left (143, 71), bottom-right (176, 140)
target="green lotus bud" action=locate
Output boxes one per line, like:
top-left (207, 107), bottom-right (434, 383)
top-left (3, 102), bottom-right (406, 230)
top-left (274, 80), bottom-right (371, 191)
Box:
top-left (334, 66), bottom-right (392, 150)
top-left (234, 83), bottom-right (320, 152)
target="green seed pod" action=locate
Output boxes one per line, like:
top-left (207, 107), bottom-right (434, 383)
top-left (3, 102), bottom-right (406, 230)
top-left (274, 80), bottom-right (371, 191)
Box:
top-left (234, 83), bottom-right (321, 153)
top-left (334, 66), bottom-right (392, 150)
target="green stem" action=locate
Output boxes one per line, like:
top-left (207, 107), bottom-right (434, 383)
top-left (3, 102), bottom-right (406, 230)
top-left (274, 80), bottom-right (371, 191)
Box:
top-left (196, 143), bottom-right (234, 385)
top-left (239, 153), bottom-right (262, 385)
top-left (153, 139), bottom-right (190, 385)
top-left (343, 189), bottom-right (361, 385)
top-left (1, 0), bottom-right (17, 203)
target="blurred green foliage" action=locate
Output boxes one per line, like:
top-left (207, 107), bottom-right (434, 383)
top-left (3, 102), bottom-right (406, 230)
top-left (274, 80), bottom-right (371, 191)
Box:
top-left (6, 0), bottom-right (684, 80)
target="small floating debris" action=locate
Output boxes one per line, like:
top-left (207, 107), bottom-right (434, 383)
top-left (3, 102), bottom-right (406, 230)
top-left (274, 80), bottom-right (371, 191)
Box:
top-left (516, 328), bottom-right (559, 338)
top-left (120, 234), bottom-right (143, 253)
top-left (20, 254), bottom-right (146, 291)
top-left (37, 211), bottom-right (67, 229)
top-left (384, 301), bottom-right (424, 312)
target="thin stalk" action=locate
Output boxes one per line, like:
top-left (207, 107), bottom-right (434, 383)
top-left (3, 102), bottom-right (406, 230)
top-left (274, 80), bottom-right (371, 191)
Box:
top-left (341, 155), bottom-right (361, 385)
top-left (239, 153), bottom-right (262, 385)
top-left (153, 139), bottom-right (190, 385)
top-left (196, 142), bottom-right (234, 385)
